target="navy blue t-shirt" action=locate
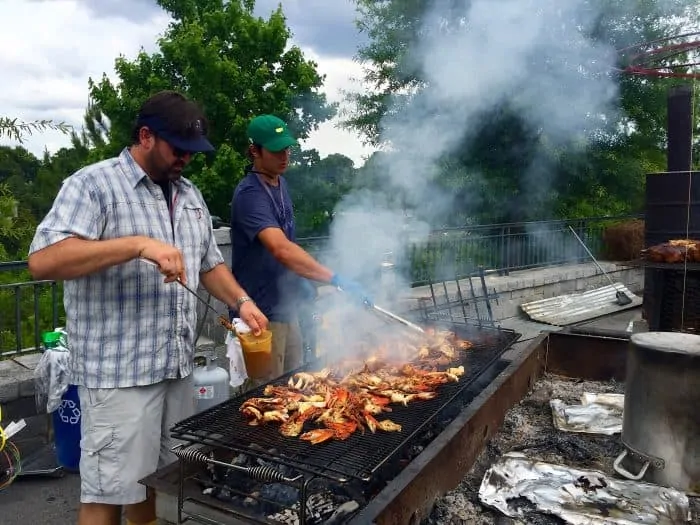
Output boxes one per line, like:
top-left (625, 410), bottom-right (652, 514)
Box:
top-left (230, 171), bottom-right (300, 322)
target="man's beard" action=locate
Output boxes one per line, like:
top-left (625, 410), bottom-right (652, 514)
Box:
top-left (149, 151), bottom-right (183, 181)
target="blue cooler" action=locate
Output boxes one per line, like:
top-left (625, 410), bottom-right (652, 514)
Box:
top-left (52, 384), bottom-right (81, 470)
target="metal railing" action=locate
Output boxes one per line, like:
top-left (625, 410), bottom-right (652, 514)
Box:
top-left (0, 261), bottom-right (63, 358)
top-left (300, 214), bottom-right (641, 286)
top-left (406, 215), bottom-right (640, 285)
top-left (0, 214), bottom-right (641, 357)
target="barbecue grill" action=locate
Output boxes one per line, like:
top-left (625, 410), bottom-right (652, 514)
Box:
top-left (166, 270), bottom-right (519, 525)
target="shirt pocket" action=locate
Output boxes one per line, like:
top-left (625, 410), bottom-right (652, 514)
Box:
top-left (179, 204), bottom-right (209, 250)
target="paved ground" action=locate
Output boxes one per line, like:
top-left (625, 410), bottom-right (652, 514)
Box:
top-left (1, 415), bottom-right (81, 524)
top-left (2, 468), bottom-right (80, 523)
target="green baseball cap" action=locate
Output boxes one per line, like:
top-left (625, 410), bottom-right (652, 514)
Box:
top-left (247, 115), bottom-right (297, 152)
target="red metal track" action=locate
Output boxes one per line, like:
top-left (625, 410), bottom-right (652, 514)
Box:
top-left (617, 31), bottom-right (700, 79)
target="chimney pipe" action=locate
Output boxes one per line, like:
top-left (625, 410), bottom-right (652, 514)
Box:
top-left (667, 85), bottom-right (693, 173)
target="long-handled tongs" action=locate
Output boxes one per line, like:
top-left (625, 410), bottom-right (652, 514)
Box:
top-left (332, 284), bottom-right (425, 334)
top-left (139, 258), bottom-right (236, 333)
top-left (371, 303), bottom-right (426, 334)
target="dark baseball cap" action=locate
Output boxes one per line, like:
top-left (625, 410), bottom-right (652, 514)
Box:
top-left (136, 91), bottom-right (214, 153)
top-left (247, 115), bottom-right (297, 152)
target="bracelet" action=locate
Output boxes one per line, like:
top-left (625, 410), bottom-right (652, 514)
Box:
top-left (236, 296), bottom-right (253, 309)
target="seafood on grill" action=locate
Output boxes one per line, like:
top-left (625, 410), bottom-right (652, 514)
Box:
top-left (643, 239), bottom-right (700, 263)
top-left (239, 329), bottom-right (471, 444)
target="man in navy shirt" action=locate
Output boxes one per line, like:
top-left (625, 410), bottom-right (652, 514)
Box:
top-left (230, 115), bottom-right (370, 380)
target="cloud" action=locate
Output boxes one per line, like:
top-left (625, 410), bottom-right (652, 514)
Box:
top-left (297, 49), bottom-right (375, 164)
top-left (254, 0), bottom-right (367, 58)
top-left (27, 0), bottom-right (164, 22)
top-left (0, 0), bottom-right (169, 151)
top-left (0, 0), bottom-right (373, 165)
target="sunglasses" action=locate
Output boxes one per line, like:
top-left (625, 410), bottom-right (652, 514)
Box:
top-left (169, 144), bottom-right (193, 159)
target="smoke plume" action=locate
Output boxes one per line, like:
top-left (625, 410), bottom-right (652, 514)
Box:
top-left (314, 0), bottom-right (629, 355)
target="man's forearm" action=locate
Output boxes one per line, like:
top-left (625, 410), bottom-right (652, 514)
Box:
top-left (200, 263), bottom-right (250, 309)
top-left (274, 243), bottom-right (334, 283)
top-left (28, 236), bottom-right (143, 281)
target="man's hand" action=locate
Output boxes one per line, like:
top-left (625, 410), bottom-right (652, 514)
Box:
top-left (139, 239), bottom-right (187, 284)
top-left (239, 301), bottom-right (269, 336)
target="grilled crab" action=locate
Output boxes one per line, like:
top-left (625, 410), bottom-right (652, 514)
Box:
top-left (236, 329), bottom-right (474, 443)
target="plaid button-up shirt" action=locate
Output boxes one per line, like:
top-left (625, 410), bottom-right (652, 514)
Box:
top-left (29, 148), bottom-right (225, 388)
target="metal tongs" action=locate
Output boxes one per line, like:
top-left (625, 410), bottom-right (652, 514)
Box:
top-left (139, 258), bottom-right (237, 334)
top-left (333, 284), bottom-right (425, 334)
top-left (372, 303), bottom-right (426, 334)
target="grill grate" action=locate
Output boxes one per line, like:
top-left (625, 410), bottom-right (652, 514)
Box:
top-left (171, 324), bottom-right (519, 483)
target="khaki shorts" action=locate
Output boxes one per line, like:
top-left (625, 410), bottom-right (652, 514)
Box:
top-left (77, 376), bottom-right (195, 505)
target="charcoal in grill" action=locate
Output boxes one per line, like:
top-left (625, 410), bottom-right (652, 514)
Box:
top-left (268, 492), bottom-right (359, 525)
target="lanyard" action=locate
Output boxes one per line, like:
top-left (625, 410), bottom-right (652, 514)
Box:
top-left (251, 171), bottom-right (288, 224)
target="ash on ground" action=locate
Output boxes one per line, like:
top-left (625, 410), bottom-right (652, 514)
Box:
top-left (423, 374), bottom-right (700, 525)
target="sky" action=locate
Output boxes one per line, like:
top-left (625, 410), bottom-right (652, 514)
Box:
top-left (0, 0), bottom-right (376, 166)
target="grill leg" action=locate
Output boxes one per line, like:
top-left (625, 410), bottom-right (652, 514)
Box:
top-left (178, 458), bottom-right (186, 525)
top-left (298, 477), bottom-right (311, 525)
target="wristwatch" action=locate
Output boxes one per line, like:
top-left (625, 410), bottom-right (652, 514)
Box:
top-left (236, 296), bottom-right (253, 309)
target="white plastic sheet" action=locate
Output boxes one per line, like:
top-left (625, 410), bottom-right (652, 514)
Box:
top-left (479, 452), bottom-right (691, 524)
top-left (225, 318), bottom-right (250, 388)
top-left (550, 393), bottom-right (625, 435)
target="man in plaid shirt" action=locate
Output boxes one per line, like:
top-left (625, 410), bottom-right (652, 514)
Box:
top-left (28, 91), bottom-right (268, 525)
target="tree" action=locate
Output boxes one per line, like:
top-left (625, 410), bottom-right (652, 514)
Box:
top-left (0, 118), bottom-right (72, 145)
top-left (345, 0), bottom-right (700, 222)
top-left (287, 153), bottom-right (357, 236)
top-left (88, 0), bottom-right (336, 218)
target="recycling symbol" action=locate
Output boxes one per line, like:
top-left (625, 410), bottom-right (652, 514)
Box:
top-left (58, 399), bottom-right (81, 425)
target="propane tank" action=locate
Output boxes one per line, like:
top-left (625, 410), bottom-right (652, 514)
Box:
top-left (193, 352), bottom-right (230, 413)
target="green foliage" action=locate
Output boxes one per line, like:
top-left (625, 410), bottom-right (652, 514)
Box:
top-left (0, 271), bottom-right (64, 356)
top-left (287, 152), bottom-right (357, 236)
top-left (88, 0), bottom-right (336, 218)
top-left (0, 118), bottom-right (73, 355)
top-left (0, 178), bottom-right (67, 356)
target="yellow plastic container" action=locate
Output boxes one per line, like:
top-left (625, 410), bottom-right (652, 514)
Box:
top-left (239, 330), bottom-right (273, 379)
